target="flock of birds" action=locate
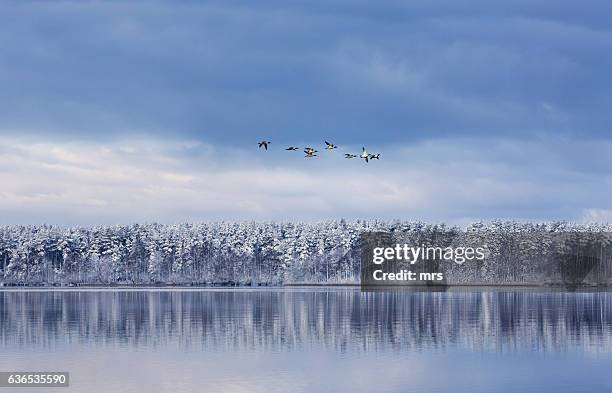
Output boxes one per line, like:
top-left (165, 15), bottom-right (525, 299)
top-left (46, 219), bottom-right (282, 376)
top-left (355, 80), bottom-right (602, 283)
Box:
top-left (258, 141), bottom-right (380, 162)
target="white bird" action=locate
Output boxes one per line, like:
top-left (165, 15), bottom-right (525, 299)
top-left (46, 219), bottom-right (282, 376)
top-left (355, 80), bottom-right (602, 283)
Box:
top-left (360, 147), bottom-right (369, 162)
top-left (325, 141), bottom-right (338, 150)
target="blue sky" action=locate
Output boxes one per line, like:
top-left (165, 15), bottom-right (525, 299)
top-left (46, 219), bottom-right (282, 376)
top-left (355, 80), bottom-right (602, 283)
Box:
top-left (1, 1), bottom-right (611, 224)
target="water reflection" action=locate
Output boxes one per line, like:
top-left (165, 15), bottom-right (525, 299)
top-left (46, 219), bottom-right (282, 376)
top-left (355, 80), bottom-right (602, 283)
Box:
top-left (1, 289), bottom-right (611, 352)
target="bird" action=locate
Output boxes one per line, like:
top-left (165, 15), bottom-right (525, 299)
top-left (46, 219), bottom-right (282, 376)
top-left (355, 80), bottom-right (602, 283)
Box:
top-left (258, 141), bottom-right (271, 150)
top-left (304, 147), bottom-right (317, 154)
top-left (344, 153), bottom-right (357, 159)
top-left (360, 147), bottom-right (369, 162)
top-left (304, 150), bottom-right (317, 158)
top-left (285, 146), bottom-right (300, 151)
top-left (369, 153), bottom-right (380, 160)
top-left (325, 141), bottom-right (338, 150)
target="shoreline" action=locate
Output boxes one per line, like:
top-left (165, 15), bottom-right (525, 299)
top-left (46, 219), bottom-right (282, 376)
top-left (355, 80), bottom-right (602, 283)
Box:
top-left (1, 282), bottom-right (611, 290)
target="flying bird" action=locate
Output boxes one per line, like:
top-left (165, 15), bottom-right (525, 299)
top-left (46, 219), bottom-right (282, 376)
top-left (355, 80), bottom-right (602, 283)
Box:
top-left (285, 146), bottom-right (300, 151)
top-left (258, 141), bottom-right (271, 150)
top-left (369, 153), bottom-right (380, 160)
top-left (304, 150), bottom-right (317, 158)
top-left (304, 147), bottom-right (317, 154)
top-left (325, 141), bottom-right (338, 150)
top-left (344, 153), bottom-right (357, 159)
top-left (360, 147), bottom-right (369, 162)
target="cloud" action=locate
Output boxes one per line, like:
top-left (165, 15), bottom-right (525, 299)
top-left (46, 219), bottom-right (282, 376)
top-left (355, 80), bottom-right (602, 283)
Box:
top-left (581, 209), bottom-right (612, 224)
top-left (1, 1), bottom-right (610, 224)
top-left (0, 1), bottom-right (611, 144)
top-left (0, 135), bottom-right (611, 225)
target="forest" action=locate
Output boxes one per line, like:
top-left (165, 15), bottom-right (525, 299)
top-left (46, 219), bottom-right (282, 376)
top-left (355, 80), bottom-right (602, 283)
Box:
top-left (0, 220), bottom-right (611, 286)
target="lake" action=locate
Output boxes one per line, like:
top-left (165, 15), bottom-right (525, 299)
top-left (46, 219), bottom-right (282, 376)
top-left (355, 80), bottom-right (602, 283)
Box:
top-left (0, 288), bottom-right (611, 393)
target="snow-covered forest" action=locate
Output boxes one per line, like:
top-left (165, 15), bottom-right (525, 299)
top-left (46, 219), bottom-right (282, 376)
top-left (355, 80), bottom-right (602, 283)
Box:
top-left (0, 220), bottom-right (611, 286)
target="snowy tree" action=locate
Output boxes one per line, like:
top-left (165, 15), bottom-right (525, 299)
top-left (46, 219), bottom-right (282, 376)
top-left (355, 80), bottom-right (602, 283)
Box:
top-left (0, 221), bottom-right (611, 286)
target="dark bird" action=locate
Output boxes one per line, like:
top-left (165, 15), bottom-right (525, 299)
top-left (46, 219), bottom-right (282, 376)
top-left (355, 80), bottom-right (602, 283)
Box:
top-left (304, 147), bottom-right (317, 154)
top-left (344, 153), bottom-right (357, 159)
top-left (258, 141), bottom-right (271, 150)
top-left (360, 147), bottom-right (369, 162)
top-left (305, 150), bottom-right (317, 158)
top-left (325, 141), bottom-right (338, 150)
top-left (369, 153), bottom-right (380, 160)
top-left (285, 146), bottom-right (300, 151)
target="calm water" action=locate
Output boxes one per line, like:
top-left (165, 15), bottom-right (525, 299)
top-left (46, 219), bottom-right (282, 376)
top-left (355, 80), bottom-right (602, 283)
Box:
top-left (1, 288), bottom-right (611, 393)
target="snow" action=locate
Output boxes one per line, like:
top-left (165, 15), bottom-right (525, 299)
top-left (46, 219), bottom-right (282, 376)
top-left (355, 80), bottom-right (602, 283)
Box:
top-left (0, 220), bottom-right (610, 286)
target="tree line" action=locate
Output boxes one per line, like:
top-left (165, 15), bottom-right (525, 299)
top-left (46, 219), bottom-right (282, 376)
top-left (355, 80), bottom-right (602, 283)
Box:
top-left (0, 220), bottom-right (611, 286)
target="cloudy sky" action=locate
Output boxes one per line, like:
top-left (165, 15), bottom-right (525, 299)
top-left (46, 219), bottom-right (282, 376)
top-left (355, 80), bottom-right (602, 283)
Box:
top-left (1, 0), bottom-right (611, 225)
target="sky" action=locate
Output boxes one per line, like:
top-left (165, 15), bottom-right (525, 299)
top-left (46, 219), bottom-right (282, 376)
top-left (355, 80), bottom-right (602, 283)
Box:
top-left (1, 0), bottom-right (612, 225)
